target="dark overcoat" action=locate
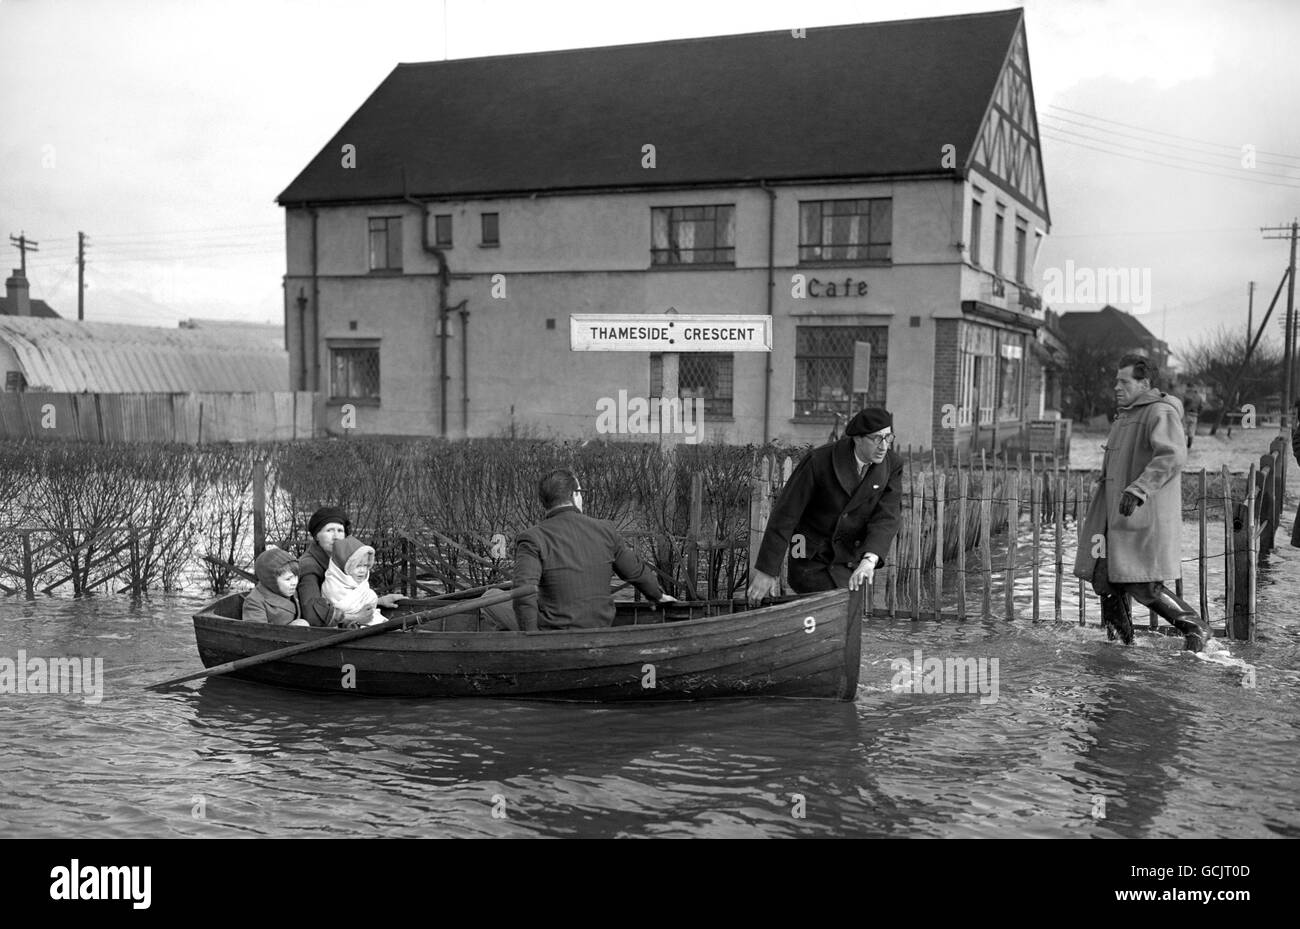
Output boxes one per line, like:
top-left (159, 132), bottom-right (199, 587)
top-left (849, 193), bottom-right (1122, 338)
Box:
top-left (754, 438), bottom-right (903, 588)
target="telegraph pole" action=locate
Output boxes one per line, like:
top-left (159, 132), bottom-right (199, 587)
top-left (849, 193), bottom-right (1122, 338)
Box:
top-left (1262, 221), bottom-right (1298, 428)
top-left (8, 232), bottom-right (39, 273)
top-left (1247, 281), bottom-right (1255, 346)
top-left (77, 231), bottom-right (89, 321)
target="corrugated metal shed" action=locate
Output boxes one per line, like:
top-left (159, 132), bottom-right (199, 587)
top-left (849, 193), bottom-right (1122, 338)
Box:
top-left (0, 317), bottom-right (288, 393)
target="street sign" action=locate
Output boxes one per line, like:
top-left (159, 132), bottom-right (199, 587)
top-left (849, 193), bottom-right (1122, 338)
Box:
top-left (570, 314), bottom-right (772, 352)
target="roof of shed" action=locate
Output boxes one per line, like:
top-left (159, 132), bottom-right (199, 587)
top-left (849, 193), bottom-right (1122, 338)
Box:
top-left (0, 317), bottom-right (288, 393)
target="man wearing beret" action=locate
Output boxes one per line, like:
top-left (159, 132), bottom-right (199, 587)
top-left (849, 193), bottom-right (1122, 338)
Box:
top-left (747, 408), bottom-right (903, 600)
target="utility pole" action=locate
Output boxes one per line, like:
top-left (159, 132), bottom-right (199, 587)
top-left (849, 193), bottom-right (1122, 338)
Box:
top-left (8, 231), bottom-right (39, 273)
top-left (1247, 281), bottom-right (1255, 346)
top-left (1262, 220), bottom-right (1298, 428)
top-left (77, 231), bottom-right (89, 321)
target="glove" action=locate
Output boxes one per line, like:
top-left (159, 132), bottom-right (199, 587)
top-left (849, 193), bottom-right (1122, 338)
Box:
top-left (1119, 491), bottom-right (1143, 516)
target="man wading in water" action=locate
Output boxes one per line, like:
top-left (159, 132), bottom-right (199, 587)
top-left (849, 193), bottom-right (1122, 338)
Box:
top-left (1073, 354), bottom-right (1210, 652)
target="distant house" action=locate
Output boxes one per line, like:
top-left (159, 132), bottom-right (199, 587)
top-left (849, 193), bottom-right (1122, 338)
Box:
top-left (1, 269), bottom-right (61, 318)
top-left (1059, 305), bottom-right (1170, 372)
top-left (0, 316), bottom-right (288, 393)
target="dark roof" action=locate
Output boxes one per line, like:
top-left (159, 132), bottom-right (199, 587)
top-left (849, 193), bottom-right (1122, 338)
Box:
top-left (1060, 305), bottom-right (1153, 341)
top-left (0, 296), bottom-right (60, 318)
top-left (279, 9), bottom-right (1024, 204)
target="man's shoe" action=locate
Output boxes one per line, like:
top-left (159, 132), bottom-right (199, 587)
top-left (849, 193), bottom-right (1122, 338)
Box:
top-left (1100, 593), bottom-right (1134, 645)
top-left (1148, 585), bottom-right (1208, 652)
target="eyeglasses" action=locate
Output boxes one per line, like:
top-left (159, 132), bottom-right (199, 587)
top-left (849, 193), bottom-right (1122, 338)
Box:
top-left (861, 432), bottom-right (894, 445)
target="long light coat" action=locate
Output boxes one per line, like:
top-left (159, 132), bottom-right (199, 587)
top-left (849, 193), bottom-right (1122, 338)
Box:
top-left (1073, 389), bottom-right (1187, 584)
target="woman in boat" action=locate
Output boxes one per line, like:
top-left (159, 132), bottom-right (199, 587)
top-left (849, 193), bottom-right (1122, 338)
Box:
top-left (297, 506), bottom-right (403, 626)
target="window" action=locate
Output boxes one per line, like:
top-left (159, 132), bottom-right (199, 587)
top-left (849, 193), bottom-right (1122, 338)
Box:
top-left (799, 198), bottom-right (891, 263)
top-left (993, 208), bottom-right (1005, 277)
top-left (368, 217), bottom-right (402, 271)
top-left (793, 325), bottom-right (888, 419)
top-left (328, 341), bottom-right (380, 403)
top-left (998, 335), bottom-right (1024, 421)
top-left (649, 353), bottom-right (734, 418)
top-left (434, 214), bottom-right (453, 248)
top-left (958, 324), bottom-right (997, 426)
top-left (1015, 219), bottom-right (1028, 284)
top-left (651, 205), bottom-right (735, 265)
top-left (481, 213), bottom-right (499, 246)
top-left (5, 370), bottom-right (25, 392)
top-left (970, 193), bottom-right (983, 266)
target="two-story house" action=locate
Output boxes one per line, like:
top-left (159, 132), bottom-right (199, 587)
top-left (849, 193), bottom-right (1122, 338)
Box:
top-left (277, 8), bottom-right (1055, 454)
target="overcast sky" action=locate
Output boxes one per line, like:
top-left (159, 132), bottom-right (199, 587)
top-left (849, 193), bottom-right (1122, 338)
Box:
top-left (2, 0), bottom-right (1298, 363)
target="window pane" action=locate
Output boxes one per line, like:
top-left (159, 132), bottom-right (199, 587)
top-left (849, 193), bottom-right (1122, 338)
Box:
top-left (794, 326), bottom-right (887, 418)
top-left (435, 215), bottom-right (452, 246)
top-left (482, 213), bottom-right (499, 244)
top-left (387, 217), bottom-right (402, 269)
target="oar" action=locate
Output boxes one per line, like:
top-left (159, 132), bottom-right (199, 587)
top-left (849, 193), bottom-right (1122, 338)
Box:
top-left (395, 581), bottom-right (511, 608)
top-left (146, 584), bottom-right (537, 691)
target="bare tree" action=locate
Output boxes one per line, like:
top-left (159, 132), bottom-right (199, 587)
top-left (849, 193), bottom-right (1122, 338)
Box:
top-left (1178, 326), bottom-right (1282, 424)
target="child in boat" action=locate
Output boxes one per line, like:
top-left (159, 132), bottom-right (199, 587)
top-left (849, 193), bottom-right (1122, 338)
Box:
top-left (242, 546), bottom-right (309, 626)
top-left (321, 536), bottom-right (385, 627)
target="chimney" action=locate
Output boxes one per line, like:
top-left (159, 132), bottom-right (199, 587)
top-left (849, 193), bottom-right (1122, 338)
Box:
top-left (4, 269), bottom-right (31, 316)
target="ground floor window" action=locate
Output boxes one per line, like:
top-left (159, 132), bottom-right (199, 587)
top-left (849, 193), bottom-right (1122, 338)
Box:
top-left (328, 340), bottom-right (380, 403)
top-left (793, 325), bottom-right (888, 420)
top-left (958, 323), bottom-right (1025, 425)
top-left (650, 352), bottom-right (734, 418)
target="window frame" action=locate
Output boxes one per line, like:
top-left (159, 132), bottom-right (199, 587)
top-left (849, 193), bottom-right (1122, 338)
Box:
top-left (327, 339), bottom-right (382, 406)
top-left (970, 190), bottom-right (984, 267)
top-left (798, 198), bottom-right (893, 265)
top-left (792, 324), bottom-right (888, 421)
top-left (367, 216), bottom-right (402, 272)
top-left (649, 352), bottom-right (735, 419)
top-left (434, 214), bottom-right (453, 248)
top-left (650, 204), bottom-right (736, 267)
top-left (481, 213), bottom-right (499, 247)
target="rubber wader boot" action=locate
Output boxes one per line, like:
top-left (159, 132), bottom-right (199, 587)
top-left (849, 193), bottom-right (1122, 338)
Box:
top-left (1148, 585), bottom-right (1209, 652)
top-left (1100, 592), bottom-right (1134, 645)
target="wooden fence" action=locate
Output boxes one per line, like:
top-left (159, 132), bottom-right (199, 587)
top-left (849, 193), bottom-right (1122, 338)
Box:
top-left (748, 440), bottom-right (1287, 642)
top-left (0, 391), bottom-right (316, 443)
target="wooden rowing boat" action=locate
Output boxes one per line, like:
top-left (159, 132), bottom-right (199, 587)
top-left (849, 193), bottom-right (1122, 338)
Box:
top-left (189, 587), bottom-right (865, 701)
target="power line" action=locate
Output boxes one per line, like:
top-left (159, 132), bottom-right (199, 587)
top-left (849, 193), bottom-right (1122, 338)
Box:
top-left (1041, 113), bottom-right (1300, 173)
top-left (1045, 103), bottom-right (1300, 164)
top-left (1040, 123), bottom-right (1300, 184)
top-left (1039, 129), bottom-right (1300, 189)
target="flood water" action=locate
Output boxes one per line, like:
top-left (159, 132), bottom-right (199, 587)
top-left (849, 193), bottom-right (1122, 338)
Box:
top-left (2, 533), bottom-right (1299, 839)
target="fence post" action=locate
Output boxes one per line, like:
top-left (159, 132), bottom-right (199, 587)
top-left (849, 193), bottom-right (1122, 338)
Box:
top-left (934, 469), bottom-right (945, 618)
top-left (129, 526), bottom-right (141, 595)
top-left (1237, 462), bottom-right (1258, 639)
top-left (685, 471), bottom-right (703, 601)
top-left (1031, 472), bottom-right (1040, 622)
top-left (253, 457), bottom-right (267, 556)
top-left (1054, 473), bottom-right (1064, 623)
top-left (1005, 470), bottom-right (1018, 620)
top-left (1222, 465), bottom-right (1238, 639)
top-left (956, 468), bottom-right (968, 619)
top-left (22, 530), bottom-right (34, 600)
top-left (980, 469), bottom-right (992, 618)
top-left (911, 471), bottom-right (923, 620)
top-left (1077, 472), bottom-right (1086, 628)
top-left (1198, 469), bottom-right (1208, 630)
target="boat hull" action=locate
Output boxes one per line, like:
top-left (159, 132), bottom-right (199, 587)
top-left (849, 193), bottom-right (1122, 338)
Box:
top-left (191, 588), bottom-right (864, 701)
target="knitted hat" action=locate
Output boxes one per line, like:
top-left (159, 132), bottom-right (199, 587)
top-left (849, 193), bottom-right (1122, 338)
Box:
top-left (329, 535), bottom-right (374, 573)
top-left (253, 546), bottom-right (298, 589)
top-left (845, 408), bottom-right (893, 436)
top-left (307, 506), bottom-right (351, 538)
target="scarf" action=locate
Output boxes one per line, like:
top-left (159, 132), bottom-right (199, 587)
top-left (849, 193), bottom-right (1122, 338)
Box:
top-left (321, 538), bottom-right (379, 619)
